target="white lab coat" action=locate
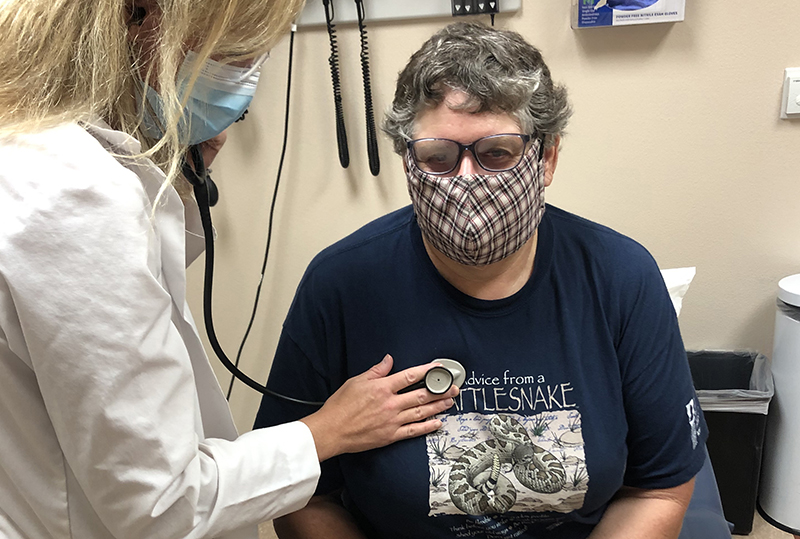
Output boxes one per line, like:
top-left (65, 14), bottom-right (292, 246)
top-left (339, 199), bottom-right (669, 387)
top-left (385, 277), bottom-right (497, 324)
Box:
top-left (0, 119), bottom-right (320, 539)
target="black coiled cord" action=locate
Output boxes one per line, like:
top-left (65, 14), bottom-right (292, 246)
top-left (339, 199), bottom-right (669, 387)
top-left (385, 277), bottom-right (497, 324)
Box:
top-left (323, 0), bottom-right (350, 169)
top-left (355, 0), bottom-right (380, 177)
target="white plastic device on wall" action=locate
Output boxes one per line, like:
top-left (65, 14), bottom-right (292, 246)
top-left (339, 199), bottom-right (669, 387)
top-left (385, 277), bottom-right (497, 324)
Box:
top-left (780, 68), bottom-right (800, 120)
top-left (296, 0), bottom-right (521, 27)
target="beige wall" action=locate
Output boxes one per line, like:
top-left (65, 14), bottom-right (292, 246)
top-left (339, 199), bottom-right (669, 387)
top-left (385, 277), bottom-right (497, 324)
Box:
top-left (187, 0), bottom-right (800, 432)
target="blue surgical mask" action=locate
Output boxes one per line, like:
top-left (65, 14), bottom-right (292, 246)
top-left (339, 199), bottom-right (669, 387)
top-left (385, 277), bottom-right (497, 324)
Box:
top-left (140, 51), bottom-right (262, 145)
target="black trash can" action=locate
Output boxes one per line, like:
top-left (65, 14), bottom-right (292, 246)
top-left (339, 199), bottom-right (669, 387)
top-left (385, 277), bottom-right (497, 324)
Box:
top-left (687, 350), bottom-right (774, 535)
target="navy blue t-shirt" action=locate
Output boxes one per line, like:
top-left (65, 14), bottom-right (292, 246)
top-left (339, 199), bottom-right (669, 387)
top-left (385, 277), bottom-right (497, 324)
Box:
top-left (255, 204), bottom-right (707, 539)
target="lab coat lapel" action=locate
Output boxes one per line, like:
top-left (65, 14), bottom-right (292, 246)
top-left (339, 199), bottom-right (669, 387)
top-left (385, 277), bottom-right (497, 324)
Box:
top-left (147, 169), bottom-right (239, 441)
top-left (85, 119), bottom-right (239, 441)
top-left (184, 196), bottom-right (207, 268)
top-left (180, 306), bottom-right (240, 440)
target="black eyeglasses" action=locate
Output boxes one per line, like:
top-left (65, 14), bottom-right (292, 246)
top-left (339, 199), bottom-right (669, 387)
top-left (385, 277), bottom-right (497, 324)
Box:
top-left (406, 133), bottom-right (541, 175)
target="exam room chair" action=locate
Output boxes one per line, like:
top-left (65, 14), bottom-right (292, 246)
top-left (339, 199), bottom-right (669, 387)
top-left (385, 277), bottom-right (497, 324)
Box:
top-left (678, 444), bottom-right (733, 539)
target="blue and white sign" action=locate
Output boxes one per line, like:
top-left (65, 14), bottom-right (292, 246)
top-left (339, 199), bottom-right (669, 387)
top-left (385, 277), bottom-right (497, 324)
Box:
top-left (572, 0), bottom-right (685, 28)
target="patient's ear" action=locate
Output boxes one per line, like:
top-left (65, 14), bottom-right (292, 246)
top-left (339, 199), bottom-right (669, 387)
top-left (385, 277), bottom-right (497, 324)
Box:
top-left (543, 136), bottom-right (560, 188)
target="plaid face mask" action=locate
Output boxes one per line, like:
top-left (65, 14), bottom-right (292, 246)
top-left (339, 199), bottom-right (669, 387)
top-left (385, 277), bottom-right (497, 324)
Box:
top-left (405, 141), bottom-right (545, 266)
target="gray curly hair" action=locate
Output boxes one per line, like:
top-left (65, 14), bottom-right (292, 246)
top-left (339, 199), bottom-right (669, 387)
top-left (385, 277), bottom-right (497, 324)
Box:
top-left (383, 22), bottom-right (572, 154)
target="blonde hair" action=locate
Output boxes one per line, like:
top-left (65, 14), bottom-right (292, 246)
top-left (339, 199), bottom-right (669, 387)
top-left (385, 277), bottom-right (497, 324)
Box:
top-left (0, 0), bottom-right (305, 193)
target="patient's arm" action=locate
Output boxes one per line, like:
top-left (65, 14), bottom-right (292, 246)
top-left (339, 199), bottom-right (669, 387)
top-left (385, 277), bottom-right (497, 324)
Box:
top-left (274, 493), bottom-right (367, 539)
top-left (588, 477), bottom-right (695, 539)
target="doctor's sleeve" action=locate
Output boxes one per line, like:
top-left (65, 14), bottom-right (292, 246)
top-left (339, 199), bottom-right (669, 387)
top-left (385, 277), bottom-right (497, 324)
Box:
top-left (3, 150), bottom-right (319, 538)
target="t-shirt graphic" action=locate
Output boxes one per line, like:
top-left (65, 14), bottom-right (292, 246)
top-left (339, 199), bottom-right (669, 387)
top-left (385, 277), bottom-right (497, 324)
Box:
top-left (427, 410), bottom-right (587, 520)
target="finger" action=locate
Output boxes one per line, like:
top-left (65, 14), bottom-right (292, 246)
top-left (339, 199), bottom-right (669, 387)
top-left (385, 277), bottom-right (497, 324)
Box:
top-left (392, 383), bottom-right (458, 411)
top-left (385, 362), bottom-right (445, 393)
top-left (364, 354), bottom-right (393, 380)
top-left (396, 395), bottom-right (456, 425)
top-left (394, 417), bottom-right (445, 441)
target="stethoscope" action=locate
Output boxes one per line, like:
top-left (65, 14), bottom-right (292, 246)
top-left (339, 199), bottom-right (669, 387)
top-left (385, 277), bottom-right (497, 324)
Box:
top-left (181, 145), bottom-right (466, 406)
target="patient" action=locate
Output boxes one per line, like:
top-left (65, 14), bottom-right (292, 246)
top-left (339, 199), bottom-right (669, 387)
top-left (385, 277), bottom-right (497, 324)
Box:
top-left (255, 22), bottom-right (707, 539)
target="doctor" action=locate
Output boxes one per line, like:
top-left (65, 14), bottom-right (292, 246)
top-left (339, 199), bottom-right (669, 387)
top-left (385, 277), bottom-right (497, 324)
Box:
top-left (0, 1), bottom-right (457, 538)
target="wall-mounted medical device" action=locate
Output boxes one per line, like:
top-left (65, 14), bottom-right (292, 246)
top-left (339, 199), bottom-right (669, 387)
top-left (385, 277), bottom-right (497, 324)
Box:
top-left (451, 1), bottom-right (500, 17)
top-left (297, 0), bottom-right (520, 27)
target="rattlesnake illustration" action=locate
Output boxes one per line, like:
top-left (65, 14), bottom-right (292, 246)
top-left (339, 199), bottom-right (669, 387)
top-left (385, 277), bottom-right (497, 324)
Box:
top-left (447, 414), bottom-right (566, 515)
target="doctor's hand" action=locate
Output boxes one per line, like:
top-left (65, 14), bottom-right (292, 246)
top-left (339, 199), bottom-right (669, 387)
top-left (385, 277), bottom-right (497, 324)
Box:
top-left (300, 354), bottom-right (458, 462)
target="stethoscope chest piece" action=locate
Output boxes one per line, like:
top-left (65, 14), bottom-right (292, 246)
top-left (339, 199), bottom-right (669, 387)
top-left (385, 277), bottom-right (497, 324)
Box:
top-left (434, 358), bottom-right (466, 389)
top-left (423, 366), bottom-right (454, 395)
top-left (399, 358), bottom-right (465, 395)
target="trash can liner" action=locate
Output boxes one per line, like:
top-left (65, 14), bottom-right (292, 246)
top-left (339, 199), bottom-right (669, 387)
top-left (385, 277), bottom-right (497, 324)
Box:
top-left (687, 350), bottom-right (774, 534)
top-left (688, 351), bottom-right (774, 415)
